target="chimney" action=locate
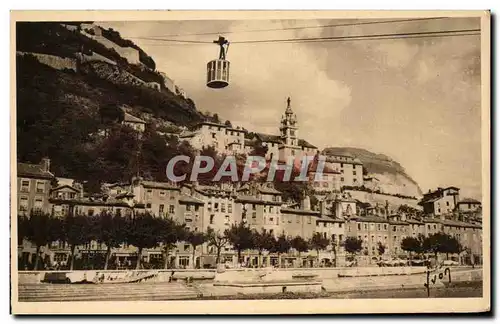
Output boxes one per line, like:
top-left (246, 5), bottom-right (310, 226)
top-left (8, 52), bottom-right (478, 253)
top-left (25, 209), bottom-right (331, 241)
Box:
top-left (40, 157), bottom-right (50, 172)
top-left (320, 199), bottom-right (327, 216)
top-left (302, 195), bottom-right (311, 211)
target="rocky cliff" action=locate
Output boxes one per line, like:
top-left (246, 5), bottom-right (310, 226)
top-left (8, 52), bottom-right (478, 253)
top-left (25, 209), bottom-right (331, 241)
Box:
top-left (322, 147), bottom-right (423, 199)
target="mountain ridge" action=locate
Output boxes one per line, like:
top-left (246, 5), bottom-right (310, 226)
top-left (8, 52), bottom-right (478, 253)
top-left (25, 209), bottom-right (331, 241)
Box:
top-left (16, 21), bottom-right (424, 199)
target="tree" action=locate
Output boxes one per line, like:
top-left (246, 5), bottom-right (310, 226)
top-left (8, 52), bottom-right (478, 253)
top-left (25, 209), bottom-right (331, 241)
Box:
top-left (377, 242), bottom-right (386, 257)
top-left (309, 232), bottom-right (330, 267)
top-left (330, 234), bottom-right (339, 267)
top-left (207, 228), bottom-right (230, 265)
top-left (291, 236), bottom-right (309, 266)
top-left (23, 211), bottom-right (60, 270)
top-left (422, 232), bottom-right (452, 262)
top-left (185, 230), bottom-right (207, 269)
top-left (158, 217), bottom-right (186, 269)
top-left (343, 236), bottom-right (363, 263)
top-left (92, 211), bottom-right (128, 270)
top-left (226, 222), bottom-right (254, 264)
top-left (63, 213), bottom-right (93, 270)
top-left (252, 229), bottom-right (276, 267)
top-left (271, 234), bottom-right (291, 268)
top-left (99, 103), bottom-right (124, 130)
top-left (400, 236), bottom-right (421, 264)
top-left (441, 235), bottom-right (461, 260)
top-left (126, 212), bottom-right (162, 269)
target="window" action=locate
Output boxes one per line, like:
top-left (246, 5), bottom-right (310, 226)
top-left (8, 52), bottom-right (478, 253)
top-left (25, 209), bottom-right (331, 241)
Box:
top-left (433, 225), bottom-right (437, 230)
top-left (169, 205), bottom-right (175, 214)
top-left (228, 204), bottom-right (232, 213)
top-left (252, 204), bottom-right (256, 210)
top-left (353, 179), bottom-right (357, 183)
top-left (378, 224), bottom-right (381, 231)
top-left (146, 203), bottom-right (152, 209)
top-left (339, 223), bottom-right (343, 228)
top-left (269, 217), bottom-right (274, 222)
top-left (212, 133), bottom-right (216, 139)
top-left (20, 180), bottom-right (30, 192)
top-left (34, 197), bottom-right (43, 210)
top-left (393, 226), bottom-right (396, 232)
top-left (446, 201), bottom-right (449, 206)
top-left (308, 216), bottom-right (312, 224)
top-left (341, 177), bottom-right (344, 182)
top-left (357, 223), bottom-right (361, 230)
top-left (225, 215), bottom-right (230, 224)
top-left (323, 222), bottom-right (327, 227)
top-left (19, 196), bottom-right (28, 211)
top-left (252, 211), bottom-right (257, 219)
top-left (384, 224), bottom-right (388, 230)
top-left (87, 208), bottom-right (94, 216)
top-left (186, 205), bottom-right (192, 212)
top-left (339, 235), bottom-right (343, 243)
top-left (36, 181), bottom-right (45, 193)
top-left (296, 215), bottom-right (300, 223)
top-left (159, 204), bottom-right (164, 214)
top-left (160, 191), bottom-right (166, 197)
top-left (371, 235), bottom-right (374, 242)
top-left (214, 203), bottom-right (219, 211)
top-left (364, 224), bottom-right (368, 230)
top-left (146, 189), bottom-right (152, 198)
top-left (353, 171), bottom-right (356, 175)
top-left (322, 182), bottom-right (328, 188)
top-left (341, 163), bottom-right (344, 168)
top-left (210, 215), bottom-right (215, 224)
top-left (221, 203), bottom-right (226, 212)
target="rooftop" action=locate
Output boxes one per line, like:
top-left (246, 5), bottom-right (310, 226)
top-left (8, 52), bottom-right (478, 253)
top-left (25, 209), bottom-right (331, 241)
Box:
top-left (123, 111), bottom-right (146, 124)
top-left (458, 198), bottom-right (481, 204)
top-left (18, 162), bottom-right (54, 180)
top-left (179, 195), bottom-right (205, 205)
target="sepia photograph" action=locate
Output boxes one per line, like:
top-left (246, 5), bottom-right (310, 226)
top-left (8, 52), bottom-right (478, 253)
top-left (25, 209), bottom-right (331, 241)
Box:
top-left (10, 10), bottom-right (490, 314)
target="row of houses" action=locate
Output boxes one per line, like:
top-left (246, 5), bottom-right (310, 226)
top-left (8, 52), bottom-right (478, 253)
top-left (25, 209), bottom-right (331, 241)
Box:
top-left (16, 158), bottom-right (483, 268)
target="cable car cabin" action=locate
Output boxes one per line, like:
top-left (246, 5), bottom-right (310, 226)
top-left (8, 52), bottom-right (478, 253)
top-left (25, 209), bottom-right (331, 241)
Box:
top-left (207, 59), bottom-right (230, 89)
top-left (207, 36), bottom-right (230, 89)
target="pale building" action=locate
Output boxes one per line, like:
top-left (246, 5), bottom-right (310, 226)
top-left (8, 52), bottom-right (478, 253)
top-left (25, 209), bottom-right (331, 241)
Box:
top-left (419, 186), bottom-right (460, 216)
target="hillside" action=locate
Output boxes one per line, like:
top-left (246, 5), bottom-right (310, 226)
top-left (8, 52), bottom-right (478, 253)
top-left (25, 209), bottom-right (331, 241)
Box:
top-left (16, 21), bottom-right (204, 186)
top-left (322, 147), bottom-right (423, 199)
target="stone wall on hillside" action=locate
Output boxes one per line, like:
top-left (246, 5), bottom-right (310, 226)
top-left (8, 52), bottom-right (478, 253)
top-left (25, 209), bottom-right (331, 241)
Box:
top-left (345, 189), bottom-right (422, 210)
top-left (17, 52), bottom-right (77, 71)
top-left (79, 25), bottom-right (142, 66)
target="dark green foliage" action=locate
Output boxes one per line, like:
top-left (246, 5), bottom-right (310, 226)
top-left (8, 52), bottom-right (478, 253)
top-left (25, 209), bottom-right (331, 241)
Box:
top-left (125, 212), bottom-right (163, 269)
top-left (343, 236), bottom-right (363, 255)
top-left (207, 228), bottom-right (230, 264)
top-left (16, 23), bottom-right (203, 184)
top-left (377, 242), bottom-right (386, 256)
top-left (22, 211), bottom-right (62, 270)
top-left (91, 212), bottom-right (128, 270)
top-left (63, 213), bottom-right (93, 270)
top-left (291, 236), bottom-right (309, 254)
top-left (400, 236), bottom-right (422, 255)
top-left (186, 230), bottom-right (207, 268)
top-left (272, 234), bottom-right (291, 255)
top-left (252, 229), bottom-right (276, 254)
top-left (226, 222), bottom-right (254, 263)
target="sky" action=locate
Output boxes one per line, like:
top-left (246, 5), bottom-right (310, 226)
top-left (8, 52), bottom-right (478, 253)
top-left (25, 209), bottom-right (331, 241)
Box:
top-left (99, 17), bottom-right (482, 200)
